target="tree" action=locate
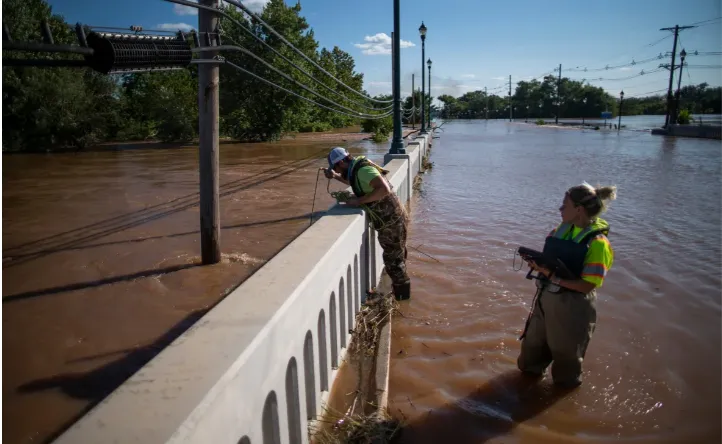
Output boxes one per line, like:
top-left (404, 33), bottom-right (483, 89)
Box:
top-left (2, 0), bottom-right (121, 150)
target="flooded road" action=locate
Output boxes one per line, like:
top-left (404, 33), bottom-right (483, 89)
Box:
top-left (389, 121), bottom-right (721, 443)
top-left (2, 130), bottom-right (392, 444)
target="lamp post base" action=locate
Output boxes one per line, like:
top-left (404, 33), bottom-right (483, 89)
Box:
top-left (390, 139), bottom-right (406, 154)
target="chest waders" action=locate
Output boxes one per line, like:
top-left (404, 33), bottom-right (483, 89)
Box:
top-left (347, 157), bottom-right (411, 300)
top-left (517, 222), bottom-right (609, 387)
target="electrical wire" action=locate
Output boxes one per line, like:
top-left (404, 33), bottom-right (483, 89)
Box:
top-left (626, 88), bottom-right (668, 98)
top-left (567, 54), bottom-right (668, 72)
top-left (193, 58), bottom-right (393, 120)
top-left (689, 17), bottom-right (722, 27)
top-left (163, 0), bottom-right (391, 111)
top-left (222, 0), bottom-right (394, 104)
top-left (193, 45), bottom-right (392, 117)
top-left (570, 67), bottom-right (666, 82)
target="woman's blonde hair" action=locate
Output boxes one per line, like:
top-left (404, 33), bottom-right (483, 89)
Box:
top-left (567, 182), bottom-right (617, 218)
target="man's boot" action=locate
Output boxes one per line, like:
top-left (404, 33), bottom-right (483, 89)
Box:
top-left (392, 281), bottom-right (411, 301)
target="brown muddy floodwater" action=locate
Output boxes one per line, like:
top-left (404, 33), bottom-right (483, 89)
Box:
top-left (2, 130), bottom-right (395, 444)
top-left (390, 121), bottom-right (721, 444)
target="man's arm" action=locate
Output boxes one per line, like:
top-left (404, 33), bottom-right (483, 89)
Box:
top-left (356, 176), bottom-right (390, 204)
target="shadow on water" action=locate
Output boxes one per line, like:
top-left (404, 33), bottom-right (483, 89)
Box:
top-left (3, 211), bottom-right (327, 262)
top-left (3, 148), bottom-right (327, 269)
top-left (2, 210), bottom-right (328, 304)
top-left (392, 371), bottom-right (574, 444)
top-left (2, 263), bottom-right (200, 303)
top-left (17, 309), bottom-right (209, 444)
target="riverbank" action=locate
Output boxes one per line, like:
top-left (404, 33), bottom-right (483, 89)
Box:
top-left (2, 126), bottom-right (419, 154)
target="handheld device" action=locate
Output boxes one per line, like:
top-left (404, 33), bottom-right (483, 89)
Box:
top-left (516, 246), bottom-right (575, 280)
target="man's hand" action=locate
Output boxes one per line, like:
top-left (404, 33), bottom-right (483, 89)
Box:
top-left (322, 167), bottom-right (336, 180)
top-left (345, 197), bottom-right (361, 207)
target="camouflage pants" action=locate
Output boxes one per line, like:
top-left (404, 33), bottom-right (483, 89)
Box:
top-left (368, 194), bottom-right (409, 286)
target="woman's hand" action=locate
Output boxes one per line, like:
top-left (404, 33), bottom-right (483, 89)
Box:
top-left (345, 197), bottom-right (361, 207)
top-left (527, 260), bottom-right (553, 279)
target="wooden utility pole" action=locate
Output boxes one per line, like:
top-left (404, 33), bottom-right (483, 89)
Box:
top-left (485, 86), bottom-right (488, 120)
top-left (508, 75), bottom-right (512, 122)
top-left (198, 0), bottom-right (221, 264)
top-left (555, 63), bottom-right (562, 124)
top-left (660, 24), bottom-right (695, 127)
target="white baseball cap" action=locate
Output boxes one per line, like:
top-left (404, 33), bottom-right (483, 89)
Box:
top-left (327, 147), bottom-right (349, 169)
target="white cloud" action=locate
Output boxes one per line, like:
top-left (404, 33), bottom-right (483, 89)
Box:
top-left (619, 67), bottom-right (633, 71)
top-left (243, 0), bottom-right (270, 13)
top-left (173, 0), bottom-right (268, 16)
top-left (158, 22), bottom-right (196, 32)
top-left (354, 33), bottom-right (415, 56)
top-left (460, 74), bottom-right (476, 79)
top-left (491, 76), bottom-right (507, 81)
top-left (173, 0), bottom-right (197, 16)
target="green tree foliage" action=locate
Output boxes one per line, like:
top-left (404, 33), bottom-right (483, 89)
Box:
top-left (3, 0), bottom-right (120, 150)
top-left (437, 75), bottom-right (720, 120)
top-left (361, 94), bottom-right (393, 142)
top-left (3, 0), bottom-right (376, 151)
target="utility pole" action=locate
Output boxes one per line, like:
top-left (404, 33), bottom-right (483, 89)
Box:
top-left (485, 86), bottom-right (488, 120)
top-left (390, 0), bottom-right (405, 153)
top-left (198, 0), bottom-right (221, 264)
top-left (675, 49), bottom-right (687, 121)
top-left (555, 63), bottom-right (562, 124)
top-left (411, 73), bottom-right (415, 129)
top-left (660, 24), bottom-right (695, 127)
top-left (508, 75), bottom-right (512, 122)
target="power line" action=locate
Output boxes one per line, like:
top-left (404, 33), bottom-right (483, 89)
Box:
top-left (193, 44), bottom-right (392, 117)
top-left (221, 0), bottom-right (394, 104)
top-left (689, 16), bottom-right (722, 27)
top-left (164, 0), bottom-right (391, 111)
top-left (569, 67), bottom-right (666, 82)
top-left (626, 88), bottom-right (668, 98)
top-left (193, 58), bottom-right (393, 120)
top-left (567, 54), bottom-right (668, 72)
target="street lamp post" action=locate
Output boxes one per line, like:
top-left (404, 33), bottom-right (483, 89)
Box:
top-left (618, 90), bottom-right (624, 131)
top-left (582, 97), bottom-right (587, 126)
top-left (389, 0), bottom-right (405, 153)
top-left (419, 22), bottom-right (427, 134)
top-left (427, 58), bottom-right (432, 130)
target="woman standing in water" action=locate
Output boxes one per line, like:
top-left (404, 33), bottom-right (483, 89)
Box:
top-left (518, 182), bottom-right (617, 388)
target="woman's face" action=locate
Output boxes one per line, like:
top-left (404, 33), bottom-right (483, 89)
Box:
top-left (559, 194), bottom-right (582, 224)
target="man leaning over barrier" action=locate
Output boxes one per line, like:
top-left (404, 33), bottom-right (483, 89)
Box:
top-left (323, 147), bottom-right (411, 301)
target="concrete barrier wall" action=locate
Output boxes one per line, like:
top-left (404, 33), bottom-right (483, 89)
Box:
top-left (54, 134), bottom-right (430, 444)
top-left (668, 124), bottom-right (722, 139)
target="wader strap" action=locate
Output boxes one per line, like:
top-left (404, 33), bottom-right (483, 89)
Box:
top-left (519, 286), bottom-right (543, 340)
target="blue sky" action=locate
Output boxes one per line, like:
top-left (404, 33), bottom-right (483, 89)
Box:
top-left (47, 0), bottom-right (721, 102)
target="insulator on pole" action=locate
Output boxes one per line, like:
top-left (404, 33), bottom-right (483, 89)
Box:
top-left (85, 31), bottom-right (193, 74)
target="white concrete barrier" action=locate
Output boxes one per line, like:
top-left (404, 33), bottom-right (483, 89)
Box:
top-left (52, 136), bottom-right (432, 444)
